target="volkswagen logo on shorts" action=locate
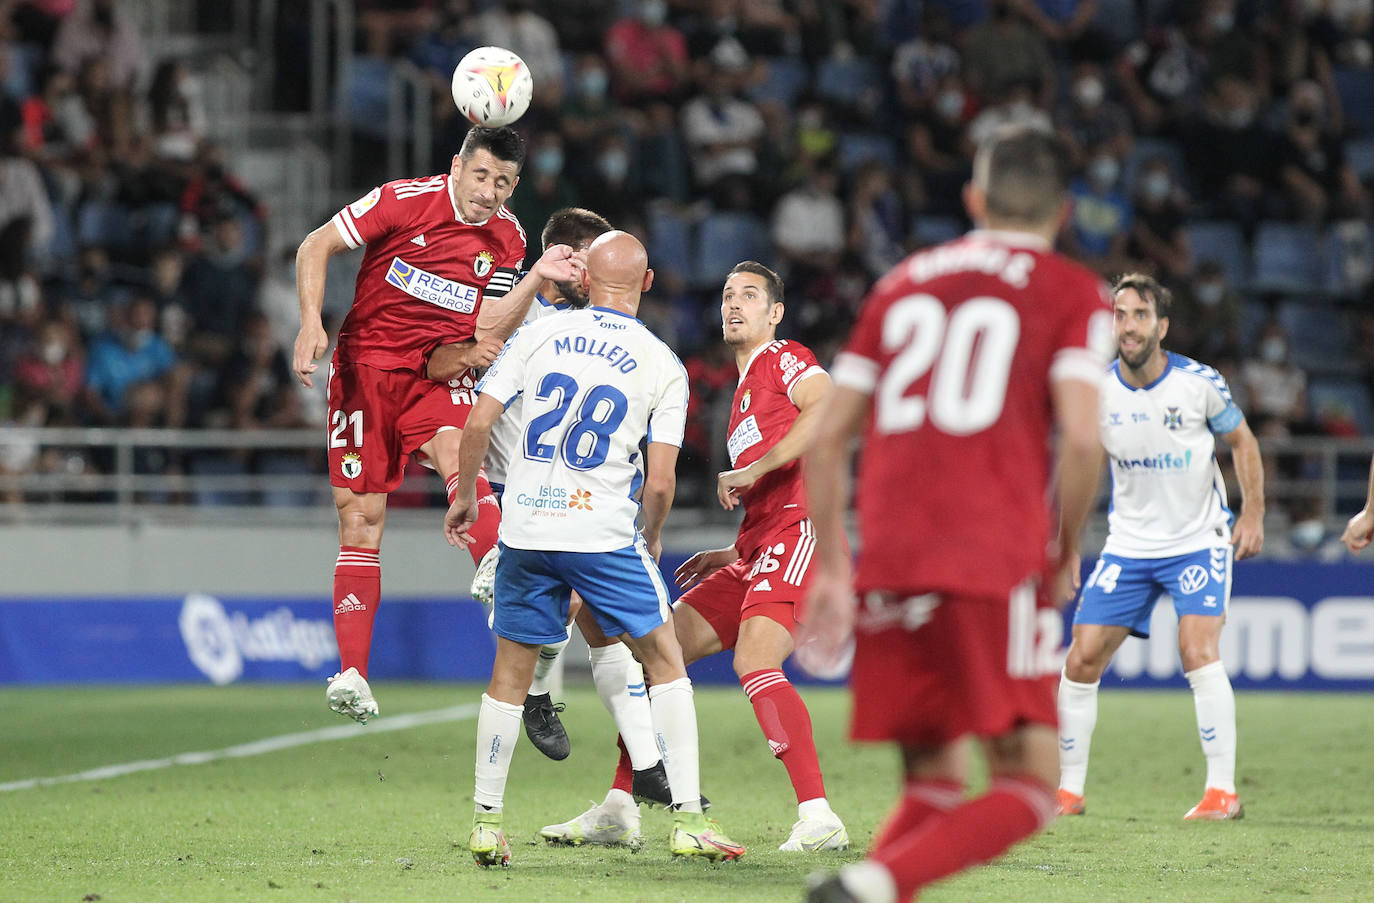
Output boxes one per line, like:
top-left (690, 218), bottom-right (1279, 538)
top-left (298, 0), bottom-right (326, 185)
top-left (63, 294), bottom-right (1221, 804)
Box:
top-left (1178, 564), bottom-right (1208, 594)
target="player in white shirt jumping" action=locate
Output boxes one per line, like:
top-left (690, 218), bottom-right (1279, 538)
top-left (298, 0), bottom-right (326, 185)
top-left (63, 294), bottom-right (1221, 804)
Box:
top-left (1057, 273), bottom-right (1264, 821)
top-left (444, 230), bottom-right (745, 866)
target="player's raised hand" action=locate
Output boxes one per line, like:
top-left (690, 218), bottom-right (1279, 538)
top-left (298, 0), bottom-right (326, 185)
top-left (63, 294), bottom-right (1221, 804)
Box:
top-left (292, 320), bottom-right (329, 387)
top-left (716, 466), bottom-right (758, 510)
top-left (531, 243), bottom-right (583, 283)
top-left (443, 496), bottom-right (480, 548)
top-left (1341, 508), bottom-right (1374, 553)
top-left (674, 546), bottom-right (736, 589)
top-left (1231, 508), bottom-right (1264, 560)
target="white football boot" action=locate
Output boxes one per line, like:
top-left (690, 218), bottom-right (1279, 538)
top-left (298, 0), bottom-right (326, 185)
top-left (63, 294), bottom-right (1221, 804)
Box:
top-left (326, 667), bottom-right (379, 723)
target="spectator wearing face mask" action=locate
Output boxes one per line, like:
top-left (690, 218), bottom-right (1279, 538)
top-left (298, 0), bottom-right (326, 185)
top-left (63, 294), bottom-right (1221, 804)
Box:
top-left (1129, 155), bottom-right (1193, 280)
top-left (1240, 321), bottom-right (1309, 437)
top-left (560, 55), bottom-right (623, 158)
top-left (1063, 143), bottom-right (1135, 276)
top-left (14, 319), bottom-right (85, 422)
top-left (908, 74), bottom-right (972, 218)
top-left (81, 296), bottom-right (179, 425)
top-left (1115, 18), bottom-right (1208, 134)
top-left (1168, 260), bottom-right (1242, 361)
top-left (605, 0), bottom-right (691, 106)
top-left (1056, 61), bottom-right (1132, 172)
top-left (1276, 81), bottom-right (1369, 224)
top-left (509, 134), bottom-right (578, 246)
top-left (1181, 75), bottom-right (1274, 234)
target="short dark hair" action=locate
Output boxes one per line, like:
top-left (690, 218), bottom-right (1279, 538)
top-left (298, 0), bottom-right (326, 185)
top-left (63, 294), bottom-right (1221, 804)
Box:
top-left (459, 126), bottom-right (526, 170)
top-left (541, 207), bottom-right (612, 252)
top-left (727, 260), bottom-right (784, 307)
top-left (974, 125), bottom-right (1068, 226)
top-left (1113, 272), bottom-right (1172, 318)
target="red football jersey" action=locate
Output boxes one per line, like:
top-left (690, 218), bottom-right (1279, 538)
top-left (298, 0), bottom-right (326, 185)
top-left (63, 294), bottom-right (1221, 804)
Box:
top-left (831, 230), bottom-right (1112, 598)
top-left (726, 339), bottom-right (825, 558)
top-left (330, 174), bottom-right (527, 373)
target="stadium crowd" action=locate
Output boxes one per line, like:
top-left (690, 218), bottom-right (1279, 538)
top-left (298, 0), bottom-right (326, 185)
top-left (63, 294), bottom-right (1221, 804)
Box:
top-left (1, 0), bottom-right (1372, 526)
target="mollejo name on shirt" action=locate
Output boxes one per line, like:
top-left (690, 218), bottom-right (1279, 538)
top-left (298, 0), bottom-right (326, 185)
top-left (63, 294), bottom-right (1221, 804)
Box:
top-left (553, 335), bottom-right (639, 373)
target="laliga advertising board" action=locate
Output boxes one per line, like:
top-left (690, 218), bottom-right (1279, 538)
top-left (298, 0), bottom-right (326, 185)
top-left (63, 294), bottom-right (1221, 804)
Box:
top-left (1, 558), bottom-right (1374, 687)
top-left (451, 46), bottom-right (533, 127)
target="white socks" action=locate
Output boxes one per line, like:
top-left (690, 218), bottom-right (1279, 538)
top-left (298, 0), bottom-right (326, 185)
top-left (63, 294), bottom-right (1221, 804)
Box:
top-left (473, 693), bottom-right (522, 810)
top-left (1057, 673), bottom-right (1100, 796)
top-left (1186, 660), bottom-right (1237, 794)
top-left (837, 862), bottom-right (898, 903)
top-left (590, 641), bottom-right (660, 770)
top-left (529, 635), bottom-right (569, 698)
top-left (647, 677), bottom-right (701, 812)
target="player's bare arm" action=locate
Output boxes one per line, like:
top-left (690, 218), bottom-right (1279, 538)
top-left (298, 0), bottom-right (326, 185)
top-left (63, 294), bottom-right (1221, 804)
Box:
top-left (1341, 456), bottom-right (1374, 552)
top-left (292, 221), bottom-right (351, 387)
top-left (798, 383), bottom-right (868, 666)
top-left (1050, 376), bottom-right (1105, 603)
top-left (474, 244), bottom-right (583, 343)
top-left (425, 336), bottom-right (506, 382)
top-left (674, 545), bottom-right (739, 590)
top-left (717, 370), bottom-right (832, 511)
top-left (1221, 419), bottom-right (1265, 560)
top-left (639, 441), bottom-right (680, 563)
top-left (444, 393), bottom-right (503, 547)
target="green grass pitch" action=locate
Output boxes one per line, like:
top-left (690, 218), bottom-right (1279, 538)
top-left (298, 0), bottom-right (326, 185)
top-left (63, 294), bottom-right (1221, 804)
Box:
top-left (2, 684), bottom-right (1371, 903)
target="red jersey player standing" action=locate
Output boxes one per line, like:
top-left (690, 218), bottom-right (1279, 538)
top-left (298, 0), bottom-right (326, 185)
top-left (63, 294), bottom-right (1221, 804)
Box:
top-left (291, 126), bottom-right (581, 724)
top-left (802, 126), bottom-right (1113, 903)
top-left (539, 261), bottom-right (849, 853)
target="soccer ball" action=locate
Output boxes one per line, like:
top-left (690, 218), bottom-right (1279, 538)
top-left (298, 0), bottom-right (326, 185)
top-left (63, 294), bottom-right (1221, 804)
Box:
top-left (451, 46), bottom-right (534, 128)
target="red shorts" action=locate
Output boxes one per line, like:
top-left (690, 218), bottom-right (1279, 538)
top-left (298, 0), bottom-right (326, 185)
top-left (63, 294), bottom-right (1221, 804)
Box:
top-left (676, 519), bottom-right (815, 650)
top-left (849, 582), bottom-right (1060, 748)
top-left (326, 361), bottom-right (477, 493)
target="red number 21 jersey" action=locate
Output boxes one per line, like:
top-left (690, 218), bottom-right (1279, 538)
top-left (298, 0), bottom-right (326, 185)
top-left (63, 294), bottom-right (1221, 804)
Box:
top-left (330, 174), bottom-right (527, 374)
top-left (726, 339), bottom-right (825, 559)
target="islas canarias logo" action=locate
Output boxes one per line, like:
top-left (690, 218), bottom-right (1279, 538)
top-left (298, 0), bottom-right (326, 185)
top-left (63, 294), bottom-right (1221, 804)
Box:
top-left (569, 489), bottom-right (593, 510)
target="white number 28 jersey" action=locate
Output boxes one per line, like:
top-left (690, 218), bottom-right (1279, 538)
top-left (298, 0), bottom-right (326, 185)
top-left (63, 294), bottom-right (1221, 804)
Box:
top-left (1100, 352), bottom-right (1245, 558)
top-left (476, 306), bottom-right (688, 552)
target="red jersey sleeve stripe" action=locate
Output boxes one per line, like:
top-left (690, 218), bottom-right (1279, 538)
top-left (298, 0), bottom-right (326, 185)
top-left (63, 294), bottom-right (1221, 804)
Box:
top-left (784, 365), bottom-right (826, 403)
top-left (331, 210), bottom-right (363, 249)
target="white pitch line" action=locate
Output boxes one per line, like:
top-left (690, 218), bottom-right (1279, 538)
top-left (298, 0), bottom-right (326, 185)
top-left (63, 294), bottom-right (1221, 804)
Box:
top-left (0, 702), bottom-right (480, 793)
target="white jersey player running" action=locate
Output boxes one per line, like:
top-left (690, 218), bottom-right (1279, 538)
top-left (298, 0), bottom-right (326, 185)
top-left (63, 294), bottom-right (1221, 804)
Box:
top-left (1057, 273), bottom-right (1264, 821)
top-left (444, 231), bottom-right (745, 867)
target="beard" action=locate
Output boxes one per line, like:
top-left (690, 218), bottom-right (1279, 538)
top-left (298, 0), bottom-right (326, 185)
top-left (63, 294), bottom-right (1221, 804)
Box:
top-left (553, 278), bottom-right (589, 308)
top-left (1118, 334), bottom-right (1158, 371)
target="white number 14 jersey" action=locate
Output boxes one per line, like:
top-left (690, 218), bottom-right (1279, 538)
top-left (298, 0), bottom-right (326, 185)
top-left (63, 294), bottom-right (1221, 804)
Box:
top-left (1100, 352), bottom-right (1245, 559)
top-left (476, 306), bottom-right (688, 553)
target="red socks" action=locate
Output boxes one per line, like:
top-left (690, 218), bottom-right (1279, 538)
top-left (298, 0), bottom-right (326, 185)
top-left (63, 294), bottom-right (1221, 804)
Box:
top-left (740, 669), bottom-right (827, 804)
top-left (446, 470), bottom-right (500, 564)
top-left (611, 734), bottom-right (634, 794)
top-left (333, 546), bottom-right (381, 677)
top-left (871, 778), bottom-right (964, 855)
top-left (874, 774), bottom-right (1056, 899)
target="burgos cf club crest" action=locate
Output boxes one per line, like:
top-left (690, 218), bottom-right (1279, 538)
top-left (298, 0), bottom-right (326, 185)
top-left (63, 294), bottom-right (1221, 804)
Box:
top-left (340, 452), bottom-right (363, 479)
top-left (740, 389), bottom-right (751, 413)
top-left (473, 250), bottom-right (495, 278)
top-left (1163, 406), bottom-right (1183, 430)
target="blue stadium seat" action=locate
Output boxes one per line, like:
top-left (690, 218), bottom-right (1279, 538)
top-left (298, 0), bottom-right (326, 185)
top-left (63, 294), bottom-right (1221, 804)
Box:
top-left (1276, 299), bottom-right (1352, 374)
top-left (346, 57), bottom-right (395, 140)
top-left (1185, 220), bottom-right (1249, 289)
top-left (1250, 221), bottom-right (1325, 293)
top-left (909, 215), bottom-right (963, 248)
top-left (838, 132), bottom-right (898, 172)
top-left (1334, 67), bottom-right (1374, 135)
top-left (647, 207), bottom-right (692, 282)
top-left (1308, 378), bottom-right (1374, 434)
top-left (1346, 137), bottom-right (1374, 181)
top-left (694, 212), bottom-right (766, 287)
top-left (749, 57), bottom-right (809, 107)
top-left (816, 56), bottom-right (880, 108)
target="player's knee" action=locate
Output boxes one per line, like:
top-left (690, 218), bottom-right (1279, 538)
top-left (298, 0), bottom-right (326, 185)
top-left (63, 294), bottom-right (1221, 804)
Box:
top-left (1063, 644), bottom-right (1109, 682)
top-left (1179, 645), bottom-right (1220, 673)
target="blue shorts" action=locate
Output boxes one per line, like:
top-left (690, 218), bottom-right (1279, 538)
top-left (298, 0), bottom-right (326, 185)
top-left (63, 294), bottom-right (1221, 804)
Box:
top-left (1073, 547), bottom-right (1233, 638)
top-left (492, 537), bottom-right (673, 645)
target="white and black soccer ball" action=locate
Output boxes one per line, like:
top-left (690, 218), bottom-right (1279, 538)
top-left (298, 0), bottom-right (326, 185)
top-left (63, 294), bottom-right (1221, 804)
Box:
top-left (451, 46), bottom-right (534, 128)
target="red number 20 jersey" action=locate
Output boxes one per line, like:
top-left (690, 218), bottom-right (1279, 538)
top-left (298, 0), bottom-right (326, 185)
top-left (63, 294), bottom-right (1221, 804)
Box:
top-left (330, 174), bottom-right (527, 373)
top-left (832, 230), bottom-right (1113, 599)
top-left (726, 339), bottom-right (825, 559)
